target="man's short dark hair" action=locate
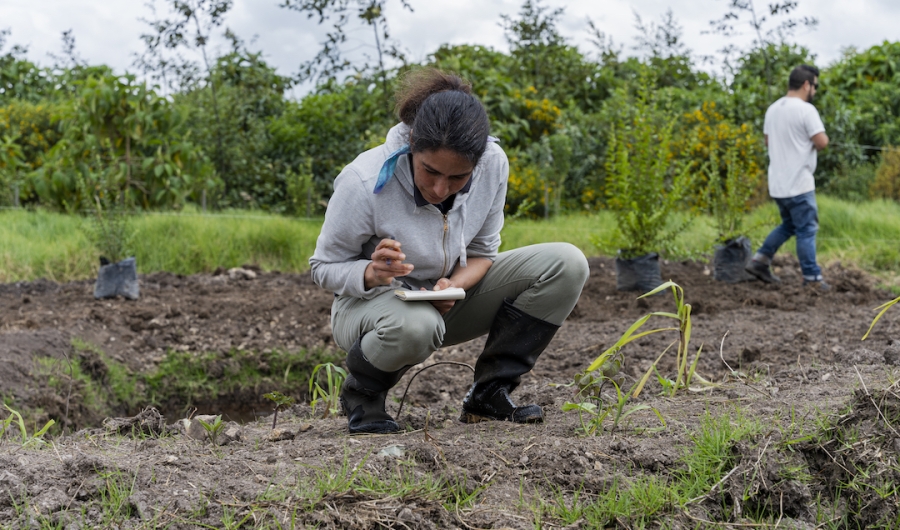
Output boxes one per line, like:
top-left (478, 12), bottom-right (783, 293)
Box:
top-left (789, 65), bottom-right (819, 90)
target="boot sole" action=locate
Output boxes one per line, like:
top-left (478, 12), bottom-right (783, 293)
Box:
top-left (348, 420), bottom-right (400, 434)
top-left (458, 411), bottom-right (543, 424)
top-left (745, 267), bottom-right (780, 284)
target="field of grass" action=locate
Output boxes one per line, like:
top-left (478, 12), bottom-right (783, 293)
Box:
top-left (1, 195), bottom-right (898, 288)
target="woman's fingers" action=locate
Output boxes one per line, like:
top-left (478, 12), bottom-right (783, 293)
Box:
top-left (373, 238), bottom-right (412, 284)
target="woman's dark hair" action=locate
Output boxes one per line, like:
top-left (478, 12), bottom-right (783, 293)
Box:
top-left (394, 68), bottom-right (490, 166)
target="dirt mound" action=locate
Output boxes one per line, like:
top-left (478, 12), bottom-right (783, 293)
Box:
top-left (2, 255), bottom-right (899, 527)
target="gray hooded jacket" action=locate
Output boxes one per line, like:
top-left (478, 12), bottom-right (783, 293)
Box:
top-left (309, 122), bottom-right (509, 300)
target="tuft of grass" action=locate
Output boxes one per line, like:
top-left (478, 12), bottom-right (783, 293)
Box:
top-left (71, 338), bottom-right (140, 409)
top-left (96, 469), bottom-right (138, 525)
top-left (145, 347), bottom-right (342, 414)
top-left (531, 408), bottom-right (762, 527)
top-left (235, 452), bottom-right (484, 525)
top-left (0, 404), bottom-right (55, 446)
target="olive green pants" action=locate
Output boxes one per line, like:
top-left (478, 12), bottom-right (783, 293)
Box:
top-left (331, 242), bottom-right (589, 372)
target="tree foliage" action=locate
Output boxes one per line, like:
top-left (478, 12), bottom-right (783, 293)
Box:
top-left (1, 1), bottom-right (899, 218)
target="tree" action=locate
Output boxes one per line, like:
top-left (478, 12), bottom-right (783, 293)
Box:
top-left (179, 44), bottom-right (293, 209)
top-left (135, 0), bottom-right (233, 93)
top-left (707, 0), bottom-right (818, 91)
top-left (30, 73), bottom-right (213, 211)
top-left (136, 0), bottom-right (235, 198)
top-left (280, 0), bottom-right (412, 115)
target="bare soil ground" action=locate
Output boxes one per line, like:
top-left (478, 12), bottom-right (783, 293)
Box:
top-left (1, 255), bottom-right (899, 528)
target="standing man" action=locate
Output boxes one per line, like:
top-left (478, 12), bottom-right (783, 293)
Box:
top-left (745, 64), bottom-right (830, 290)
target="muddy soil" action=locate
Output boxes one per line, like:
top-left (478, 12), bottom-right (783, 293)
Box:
top-left (2, 255), bottom-right (899, 528)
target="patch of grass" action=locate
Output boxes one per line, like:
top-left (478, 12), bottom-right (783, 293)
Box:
top-left (798, 381), bottom-right (900, 529)
top-left (96, 469), bottom-right (138, 526)
top-left (3, 197), bottom-right (900, 287)
top-left (219, 453), bottom-right (483, 527)
top-left (71, 338), bottom-right (140, 410)
top-left (35, 356), bottom-right (103, 413)
top-left (0, 208), bottom-right (94, 282)
top-left (674, 409), bottom-right (762, 500)
top-left (20, 339), bottom-right (342, 431)
top-left (29, 340), bottom-right (141, 432)
top-left (532, 407), bottom-right (763, 527)
top-left (131, 208), bottom-right (321, 277)
top-left (0, 207), bottom-right (323, 282)
top-left (817, 196), bottom-right (900, 275)
top-left (144, 347), bottom-right (342, 415)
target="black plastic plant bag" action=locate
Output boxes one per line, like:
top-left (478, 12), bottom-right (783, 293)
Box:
top-left (94, 257), bottom-right (140, 300)
top-left (713, 236), bottom-right (754, 284)
top-left (615, 252), bottom-right (663, 292)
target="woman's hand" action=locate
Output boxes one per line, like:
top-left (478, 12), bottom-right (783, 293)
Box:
top-left (429, 277), bottom-right (457, 315)
top-left (364, 237), bottom-right (413, 290)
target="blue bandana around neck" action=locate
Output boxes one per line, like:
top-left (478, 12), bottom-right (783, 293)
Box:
top-left (372, 137), bottom-right (499, 194)
top-left (373, 144), bottom-right (410, 194)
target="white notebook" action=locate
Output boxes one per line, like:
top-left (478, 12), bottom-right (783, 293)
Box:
top-left (394, 287), bottom-right (466, 301)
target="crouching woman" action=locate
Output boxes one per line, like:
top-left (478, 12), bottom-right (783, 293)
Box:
top-left (309, 68), bottom-right (589, 434)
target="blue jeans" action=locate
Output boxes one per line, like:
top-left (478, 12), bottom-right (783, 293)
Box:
top-left (757, 191), bottom-right (822, 280)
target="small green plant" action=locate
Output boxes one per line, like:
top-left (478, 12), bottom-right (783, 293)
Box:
top-left (564, 363), bottom-right (664, 436)
top-left (861, 295), bottom-right (900, 340)
top-left (263, 391), bottom-right (295, 429)
top-left (1, 405), bottom-right (55, 446)
top-left (595, 73), bottom-right (693, 258)
top-left (869, 145), bottom-right (900, 201)
top-left (308, 362), bottom-right (347, 419)
top-left (583, 281), bottom-right (711, 398)
top-left (703, 141), bottom-right (761, 243)
top-left (197, 414), bottom-right (225, 445)
top-left (285, 158), bottom-right (316, 217)
top-left (84, 201), bottom-right (134, 264)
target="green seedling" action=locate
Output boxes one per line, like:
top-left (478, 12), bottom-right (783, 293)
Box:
top-left (584, 281), bottom-right (711, 398)
top-left (263, 391), bottom-right (294, 429)
top-left (562, 400), bottom-right (609, 436)
top-left (564, 375), bottom-right (663, 435)
top-left (197, 414), bottom-right (224, 445)
top-left (861, 295), bottom-right (900, 340)
top-left (1, 405), bottom-right (55, 446)
top-left (308, 362), bottom-right (347, 419)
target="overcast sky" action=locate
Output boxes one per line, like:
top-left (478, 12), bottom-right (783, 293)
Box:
top-left (3, 0), bottom-right (897, 97)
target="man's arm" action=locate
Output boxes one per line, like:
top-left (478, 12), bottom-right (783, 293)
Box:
top-left (811, 132), bottom-right (829, 151)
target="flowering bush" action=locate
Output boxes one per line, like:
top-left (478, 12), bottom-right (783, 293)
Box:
top-left (505, 154), bottom-right (543, 218)
top-left (676, 101), bottom-right (765, 213)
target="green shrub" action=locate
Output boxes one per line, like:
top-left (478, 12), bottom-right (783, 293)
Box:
top-left (821, 162), bottom-right (878, 202)
top-left (869, 146), bottom-right (900, 201)
top-left (597, 77), bottom-right (693, 258)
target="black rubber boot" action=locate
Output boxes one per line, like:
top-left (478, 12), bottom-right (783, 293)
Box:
top-left (340, 338), bottom-right (409, 434)
top-left (745, 257), bottom-right (781, 284)
top-left (461, 299), bottom-right (560, 424)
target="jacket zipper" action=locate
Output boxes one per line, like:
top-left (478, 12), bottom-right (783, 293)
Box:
top-left (441, 213), bottom-right (449, 278)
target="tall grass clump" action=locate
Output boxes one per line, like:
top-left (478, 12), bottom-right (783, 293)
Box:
top-left (500, 211), bottom-right (608, 256)
top-left (131, 209), bottom-right (322, 275)
top-left (0, 208), bottom-right (94, 282)
top-left (816, 196), bottom-right (900, 273)
top-left (0, 208), bottom-right (324, 282)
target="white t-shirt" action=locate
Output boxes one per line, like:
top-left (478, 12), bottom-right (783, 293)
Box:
top-left (763, 96), bottom-right (826, 198)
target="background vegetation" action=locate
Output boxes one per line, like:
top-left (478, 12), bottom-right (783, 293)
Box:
top-left (1, 0), bottom-right (899, 275)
